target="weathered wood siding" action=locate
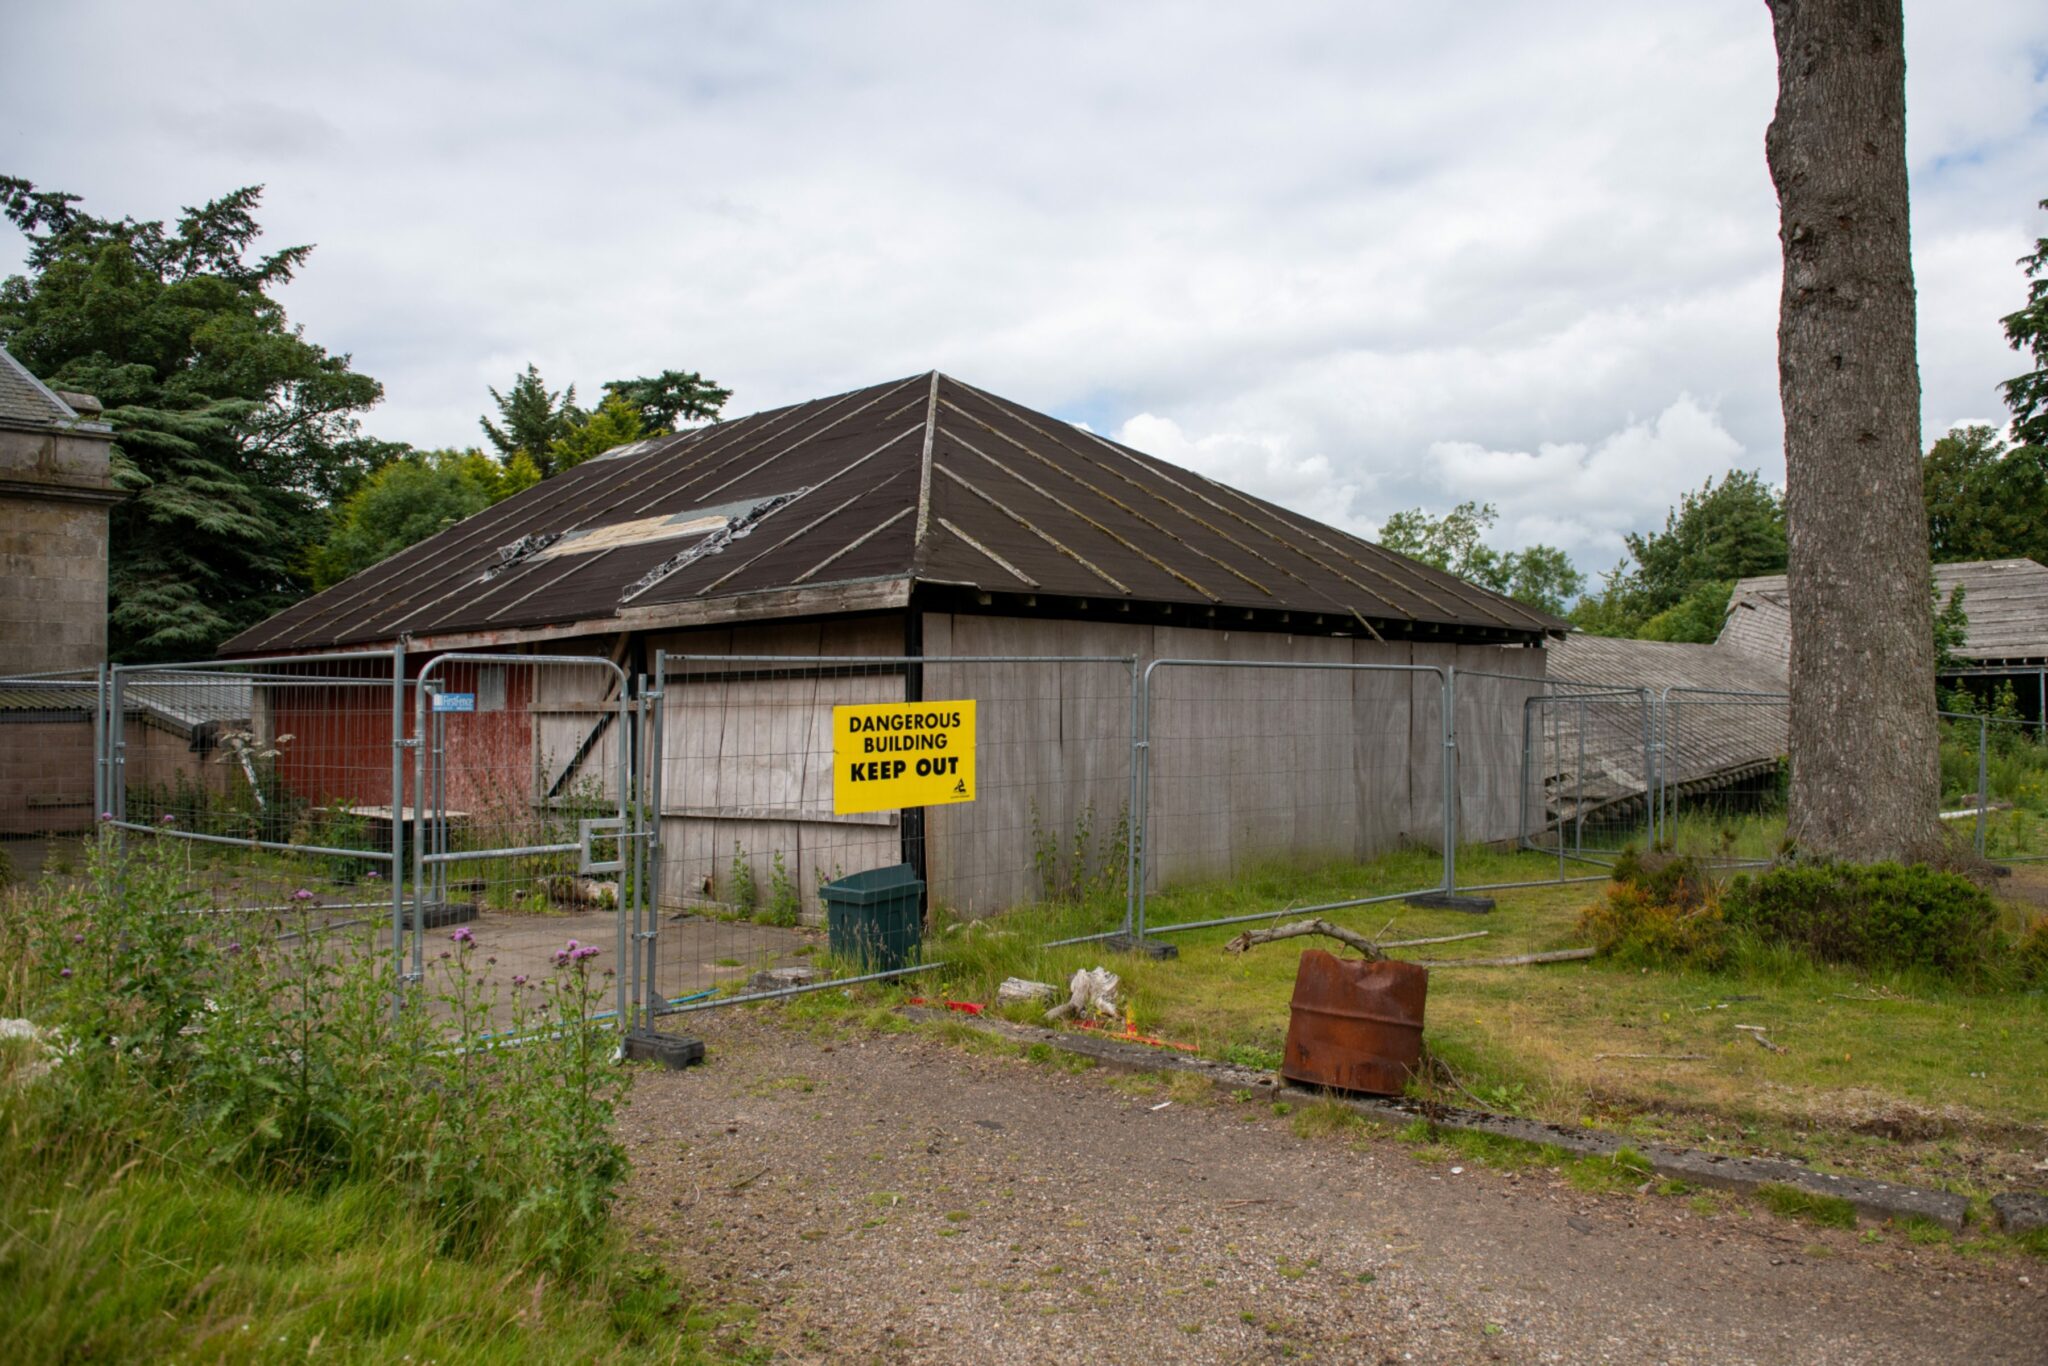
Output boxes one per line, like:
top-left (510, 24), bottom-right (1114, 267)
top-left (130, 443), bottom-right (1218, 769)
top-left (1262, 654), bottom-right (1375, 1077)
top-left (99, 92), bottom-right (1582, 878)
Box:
top-left (921, 616), bottom-right (1137, 916)
top-left (647, 617), bottom-right (904, 922)
top-left (639, 612), bottom-right (1546, 917)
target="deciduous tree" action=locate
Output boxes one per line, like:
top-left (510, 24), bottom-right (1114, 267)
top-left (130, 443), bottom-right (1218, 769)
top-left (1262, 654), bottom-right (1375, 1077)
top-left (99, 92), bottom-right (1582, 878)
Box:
top-left (1378, 500), bottom-right (1583, 616)
top-left (307, 448), bottom-right (538, 589)
top-left (1922, 424), bottom-right (2048, 564)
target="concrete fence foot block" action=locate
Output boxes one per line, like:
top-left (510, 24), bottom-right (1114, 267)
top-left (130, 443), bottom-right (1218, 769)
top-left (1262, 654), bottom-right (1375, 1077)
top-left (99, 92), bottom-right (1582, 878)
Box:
top-left (624, 1032), bottom-right (705, 1069)
top-left (1992, 1192), bottom-right (2048, 1233)
top-left (1403, 892), bottom-right (1496, 914)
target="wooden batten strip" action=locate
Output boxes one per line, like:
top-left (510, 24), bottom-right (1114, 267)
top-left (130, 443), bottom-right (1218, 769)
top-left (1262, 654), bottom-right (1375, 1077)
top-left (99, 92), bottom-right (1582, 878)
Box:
top-left (937, 396), bottom-right (1272, 599)
top-left (944, 428), bottom-right (1218, 601)
top-left (791, 506), bottom-right (914, 584)
top-left (934, 516), bottom-right (1038, 587)
top-left (1055, 421), bottom-right (1410, 619)
top-left (912, 372), bottom-right (941, 555)
top-left (933, 463), bottom-right (1130, 594)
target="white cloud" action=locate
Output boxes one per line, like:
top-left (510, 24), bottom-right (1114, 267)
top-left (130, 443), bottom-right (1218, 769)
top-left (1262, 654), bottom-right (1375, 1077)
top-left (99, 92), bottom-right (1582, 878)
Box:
top-left (1426, 397), bottom-right (1748, 563)
top-left (1114, 413), bottom-right (1379, 538)
top-left (2, 0), bottom-right (2042, 585)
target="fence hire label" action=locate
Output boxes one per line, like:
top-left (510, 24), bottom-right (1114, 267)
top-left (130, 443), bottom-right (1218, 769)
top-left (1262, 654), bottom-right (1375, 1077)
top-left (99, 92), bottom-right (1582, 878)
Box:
top-left (431, 692), bottom-right (476, 713)
top-left (831, 700), bottom-right (977, 815)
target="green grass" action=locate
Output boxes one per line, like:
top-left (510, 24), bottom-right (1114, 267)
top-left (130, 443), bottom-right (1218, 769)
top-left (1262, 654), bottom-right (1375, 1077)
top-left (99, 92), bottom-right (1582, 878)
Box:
top-left (1755, 1183), bottom-right (1858, 1229)
top-left (903, 834), bottom-right (2048, 1200)
top-left (0, 1151), bottom-right (732, 1363)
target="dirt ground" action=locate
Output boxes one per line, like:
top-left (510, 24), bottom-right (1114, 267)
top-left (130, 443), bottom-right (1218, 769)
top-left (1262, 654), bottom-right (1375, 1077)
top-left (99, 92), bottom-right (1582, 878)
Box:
top-left (619, 1009), bottom-right (2045, 1365)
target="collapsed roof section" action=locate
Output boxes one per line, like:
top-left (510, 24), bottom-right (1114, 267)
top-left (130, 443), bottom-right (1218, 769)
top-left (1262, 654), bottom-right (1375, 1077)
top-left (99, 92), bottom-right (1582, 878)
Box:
top-left (221, 372), bottom-right (1567, 656)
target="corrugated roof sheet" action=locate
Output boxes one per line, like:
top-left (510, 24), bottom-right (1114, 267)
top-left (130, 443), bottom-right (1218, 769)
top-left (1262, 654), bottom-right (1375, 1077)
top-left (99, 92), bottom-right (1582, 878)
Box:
top-left (223, 372), bottom-right (1566, 655)
top-left (0, 677), bottom-right (251, 735)
top-left (1727, 559), bottom-right (2048, 666)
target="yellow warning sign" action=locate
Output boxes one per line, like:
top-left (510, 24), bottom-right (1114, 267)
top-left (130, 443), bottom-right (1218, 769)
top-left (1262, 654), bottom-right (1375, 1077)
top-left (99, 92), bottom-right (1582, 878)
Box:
top-left (831, 700), bottom-right (977, 815)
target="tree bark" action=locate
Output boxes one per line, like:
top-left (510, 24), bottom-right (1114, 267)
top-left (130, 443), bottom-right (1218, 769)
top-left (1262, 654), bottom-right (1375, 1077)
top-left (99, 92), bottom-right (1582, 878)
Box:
top-left (1765, 0), bottom-right (1943, 863)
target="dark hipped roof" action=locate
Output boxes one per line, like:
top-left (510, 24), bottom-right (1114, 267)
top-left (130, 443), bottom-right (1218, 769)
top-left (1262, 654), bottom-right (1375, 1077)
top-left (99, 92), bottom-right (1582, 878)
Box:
top-left (223, 372), bottom-right (1565, 656)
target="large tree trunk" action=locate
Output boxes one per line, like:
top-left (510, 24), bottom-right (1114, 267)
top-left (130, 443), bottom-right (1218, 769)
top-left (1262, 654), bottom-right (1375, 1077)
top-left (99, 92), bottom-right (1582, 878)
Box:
top-left (1765, 0), bottom-right (1942, 864)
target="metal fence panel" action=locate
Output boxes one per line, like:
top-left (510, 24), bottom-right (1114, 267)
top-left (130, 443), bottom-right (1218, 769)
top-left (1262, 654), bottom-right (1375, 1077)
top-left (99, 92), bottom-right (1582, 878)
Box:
top-left (102, 650), bottom-right (410, 955)
top-left (1133, 658), bottom-right (1451, 937)
top-left (643, 653), bottom-right (1136, 1024)
top-left (1940, 710), bottom-right (2048, 864)
top-left (1484, 677), bottom-right (1654, 883)
top-left (1652, 687), bottom-right (1790, 867)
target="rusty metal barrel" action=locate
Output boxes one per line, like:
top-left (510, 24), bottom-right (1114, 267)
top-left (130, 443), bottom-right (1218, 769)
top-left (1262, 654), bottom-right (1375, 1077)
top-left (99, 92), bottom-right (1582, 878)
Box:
top-left (1281, 949), bottom-right (1429, 1096)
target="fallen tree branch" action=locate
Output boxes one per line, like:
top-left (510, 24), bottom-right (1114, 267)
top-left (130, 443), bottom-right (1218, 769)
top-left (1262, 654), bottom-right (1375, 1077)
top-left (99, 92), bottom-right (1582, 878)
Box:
top-left (1383, 930), bottom-right (1490, 949)
top-left (1408, 948), bottom-right (1597, 968)
top-left (1592, 1052), bottom-right (1707, 1063)
top-left (1223, 917), bottom-right (1386, 957)
top-left (1222, 919), bottom-right (1491, 958)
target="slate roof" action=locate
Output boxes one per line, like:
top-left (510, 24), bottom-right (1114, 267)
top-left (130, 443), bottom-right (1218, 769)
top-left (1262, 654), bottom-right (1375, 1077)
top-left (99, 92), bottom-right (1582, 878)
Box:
top-left (0, 346), bottom-right (81, 428)
top-left (1725, 560), bottom-right (2048, 669)
top-left (223, 372), bottom-right (1566, 655)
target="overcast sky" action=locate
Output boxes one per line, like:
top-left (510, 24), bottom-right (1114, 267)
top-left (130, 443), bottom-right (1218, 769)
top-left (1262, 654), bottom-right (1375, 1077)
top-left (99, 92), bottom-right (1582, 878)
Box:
top-left (7, 1), bottom-right (2045, 580)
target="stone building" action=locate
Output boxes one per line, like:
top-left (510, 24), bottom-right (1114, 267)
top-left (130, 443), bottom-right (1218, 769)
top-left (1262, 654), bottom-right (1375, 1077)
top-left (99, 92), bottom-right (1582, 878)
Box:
top-left (0, 346), bottom-right (117, 672)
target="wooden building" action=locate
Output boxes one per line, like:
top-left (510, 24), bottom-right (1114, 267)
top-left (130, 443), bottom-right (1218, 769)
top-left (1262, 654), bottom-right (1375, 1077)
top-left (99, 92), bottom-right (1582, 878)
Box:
top-left (1725, 560), bottom-right (2048, 724)
top-left (221, 373), bottom-right (1564, 915)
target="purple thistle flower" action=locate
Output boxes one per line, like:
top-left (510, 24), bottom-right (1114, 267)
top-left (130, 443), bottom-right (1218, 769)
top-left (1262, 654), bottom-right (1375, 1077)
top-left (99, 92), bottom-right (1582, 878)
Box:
top-left (450, 926), bottom-right (474, 945)
top-left (512, 974), bottom-right (528, 986)
top-left (157, 812), bottom-right (176, 826)
top-left (61, 968), bottom-right (73, 979)
top-left (98, 812), bottom-right (113, 822)
top-left (291, 889), bottom-right (315, 903)
top-left (439, 950), bottom-right (451, 960)
top-left (71, 933), bottom-right (84, 944)
top-left (227, 941), bottom-right (241, 954)
top-left (365, 870), bottom-right (381, 882)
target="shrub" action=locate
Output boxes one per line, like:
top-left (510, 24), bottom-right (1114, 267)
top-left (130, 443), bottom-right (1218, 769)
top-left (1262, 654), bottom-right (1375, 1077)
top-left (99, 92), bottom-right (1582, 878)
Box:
top-left (1722, 862), bottom-right (2001, 975)
top-left (1579, 850), bottom-right (1728, 967)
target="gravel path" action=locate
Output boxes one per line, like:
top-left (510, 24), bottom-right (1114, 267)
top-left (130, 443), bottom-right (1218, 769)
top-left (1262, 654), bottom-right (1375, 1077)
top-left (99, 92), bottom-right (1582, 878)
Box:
top-left (618, 1010), bottom-right (2044, 1364)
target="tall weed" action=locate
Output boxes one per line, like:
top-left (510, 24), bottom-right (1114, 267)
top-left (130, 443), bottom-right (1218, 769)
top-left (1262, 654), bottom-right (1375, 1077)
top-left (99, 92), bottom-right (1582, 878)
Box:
top-left (6, 826), bottom-right (633, 1275)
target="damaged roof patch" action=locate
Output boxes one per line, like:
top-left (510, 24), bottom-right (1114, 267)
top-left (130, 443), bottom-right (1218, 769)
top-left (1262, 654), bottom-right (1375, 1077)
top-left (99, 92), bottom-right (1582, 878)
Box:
top-left (622, 488), bottom-right (810, 600)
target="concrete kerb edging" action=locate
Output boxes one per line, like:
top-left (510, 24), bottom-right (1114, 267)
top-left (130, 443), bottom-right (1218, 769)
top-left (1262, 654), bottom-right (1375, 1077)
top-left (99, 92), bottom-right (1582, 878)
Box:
top-left (900, 1007), bottom-right (1979, 1234)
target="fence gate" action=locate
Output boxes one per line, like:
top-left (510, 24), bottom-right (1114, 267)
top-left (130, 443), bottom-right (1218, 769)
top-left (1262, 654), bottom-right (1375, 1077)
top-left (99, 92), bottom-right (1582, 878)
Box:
top-left (410, 652), bottom-right (638, 1022)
